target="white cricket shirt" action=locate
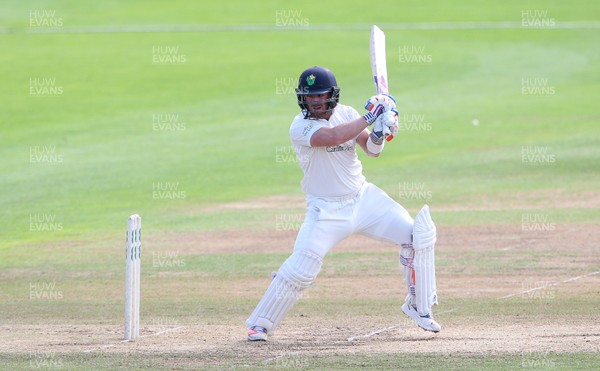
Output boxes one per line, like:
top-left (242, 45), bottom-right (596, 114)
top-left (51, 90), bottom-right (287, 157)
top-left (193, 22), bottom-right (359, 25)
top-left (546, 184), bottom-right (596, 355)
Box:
top-left (289, 104), bottom-right (366, 198)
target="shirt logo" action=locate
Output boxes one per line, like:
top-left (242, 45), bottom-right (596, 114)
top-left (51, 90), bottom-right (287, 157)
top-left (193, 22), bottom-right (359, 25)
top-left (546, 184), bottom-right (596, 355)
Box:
top-left (326, 144), bottom-right (353, 153)
top-left (302, 123), bottom-right (314, 137)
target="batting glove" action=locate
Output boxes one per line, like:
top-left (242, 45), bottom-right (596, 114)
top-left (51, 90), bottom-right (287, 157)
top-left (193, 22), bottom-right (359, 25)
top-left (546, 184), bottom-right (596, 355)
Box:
top-left (363, 94), bottom-right (396, 125)
top-left (371, 109), bottom-right (399, 143)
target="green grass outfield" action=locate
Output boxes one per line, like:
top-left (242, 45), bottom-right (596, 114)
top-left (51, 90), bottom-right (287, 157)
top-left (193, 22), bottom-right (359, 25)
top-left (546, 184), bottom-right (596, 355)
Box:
top-left (1, 0), bottom-right (600, 369)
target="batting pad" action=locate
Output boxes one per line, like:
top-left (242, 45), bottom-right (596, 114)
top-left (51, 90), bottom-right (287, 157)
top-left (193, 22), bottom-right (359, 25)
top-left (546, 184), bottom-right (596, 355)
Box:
top-left (246, 250), bottom-right (322, 334)
top-left (412, 205), bottom-right (438, 316)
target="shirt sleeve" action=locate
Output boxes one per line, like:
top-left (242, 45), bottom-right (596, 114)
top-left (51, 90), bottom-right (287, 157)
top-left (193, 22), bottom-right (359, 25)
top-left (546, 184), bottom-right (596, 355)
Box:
top-left (290, 118), bottom-right (324, 147)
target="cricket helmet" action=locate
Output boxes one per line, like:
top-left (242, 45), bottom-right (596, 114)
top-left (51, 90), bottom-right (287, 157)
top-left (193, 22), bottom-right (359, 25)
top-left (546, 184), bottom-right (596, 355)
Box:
top-left (296, 66), bottom-right (340, 114)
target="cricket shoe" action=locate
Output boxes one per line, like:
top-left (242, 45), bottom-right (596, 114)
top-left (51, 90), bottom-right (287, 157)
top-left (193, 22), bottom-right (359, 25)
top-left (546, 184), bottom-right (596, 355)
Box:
top-left (401, 302), bottom-right (441, 333)
top-left (247, 326), bottom-right (268, 341)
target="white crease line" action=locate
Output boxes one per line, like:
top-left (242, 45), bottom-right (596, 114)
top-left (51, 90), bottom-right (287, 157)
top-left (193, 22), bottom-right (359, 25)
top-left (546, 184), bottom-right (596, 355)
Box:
top-left (347, 269), bottom-right (600, 341)
top-left (347, 324), bottom-right (403, 342)
top-left (83, 326), bottom-right (186, 353)
top-left (140, 325), bottom-right (186, 338)
top-left (347, 309), bottom-right (456, 342)
top-left (497, 270), bottom-right (600, 299)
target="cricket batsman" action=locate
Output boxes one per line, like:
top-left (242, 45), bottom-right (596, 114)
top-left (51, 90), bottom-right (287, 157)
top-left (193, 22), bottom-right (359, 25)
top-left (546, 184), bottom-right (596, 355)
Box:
top-left (246, 66), bottom-right (441, 341)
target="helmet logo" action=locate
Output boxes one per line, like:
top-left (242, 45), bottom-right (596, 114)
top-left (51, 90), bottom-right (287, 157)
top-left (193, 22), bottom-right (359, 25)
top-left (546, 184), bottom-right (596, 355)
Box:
top-left (306, 74), bottom-right (316, 86)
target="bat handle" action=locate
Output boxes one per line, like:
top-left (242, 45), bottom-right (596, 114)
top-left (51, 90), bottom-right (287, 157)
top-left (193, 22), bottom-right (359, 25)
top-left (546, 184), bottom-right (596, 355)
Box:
top-left (386, 135), bottom-right (394, 142)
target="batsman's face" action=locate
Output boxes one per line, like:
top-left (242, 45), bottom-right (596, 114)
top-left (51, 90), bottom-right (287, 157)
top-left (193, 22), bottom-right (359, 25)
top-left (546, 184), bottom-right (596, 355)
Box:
top-left (305, 93), bottom-right (332, 119)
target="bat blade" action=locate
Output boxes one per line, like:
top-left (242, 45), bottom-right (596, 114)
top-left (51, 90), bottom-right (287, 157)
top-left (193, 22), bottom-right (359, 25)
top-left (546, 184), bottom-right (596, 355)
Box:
top-left (370, 25), bottom-right (394, 141)
top-left (370, 25), bottom-right (388, 95)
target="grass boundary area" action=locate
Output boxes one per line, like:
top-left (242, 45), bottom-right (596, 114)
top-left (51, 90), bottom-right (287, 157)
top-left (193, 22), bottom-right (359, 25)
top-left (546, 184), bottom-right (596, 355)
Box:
top-left (4, 351), bottom-right (600, 370)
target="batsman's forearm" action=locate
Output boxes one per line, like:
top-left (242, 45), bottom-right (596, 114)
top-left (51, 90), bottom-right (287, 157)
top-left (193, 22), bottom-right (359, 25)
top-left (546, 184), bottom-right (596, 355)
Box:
top-left (334, 117), bottom-right (371, 143)
top-left (310, 117), bottom-right (370, 147)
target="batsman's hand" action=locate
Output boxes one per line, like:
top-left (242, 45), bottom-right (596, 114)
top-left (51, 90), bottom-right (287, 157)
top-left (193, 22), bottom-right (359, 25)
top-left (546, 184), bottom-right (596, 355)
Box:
top-left (371, 109), bottom-right (399, 143)
top-left (363, 94), bottom-right (396, 125)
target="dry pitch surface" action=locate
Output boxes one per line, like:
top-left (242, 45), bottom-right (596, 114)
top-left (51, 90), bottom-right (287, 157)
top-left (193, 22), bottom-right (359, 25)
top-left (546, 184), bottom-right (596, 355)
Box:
top-left (1, 195), bottom-right (599, 369)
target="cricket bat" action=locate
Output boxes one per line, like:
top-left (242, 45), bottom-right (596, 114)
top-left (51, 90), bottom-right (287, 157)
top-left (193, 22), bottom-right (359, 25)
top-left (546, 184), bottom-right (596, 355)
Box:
top-left (370, 25), bottom-right (394, 141)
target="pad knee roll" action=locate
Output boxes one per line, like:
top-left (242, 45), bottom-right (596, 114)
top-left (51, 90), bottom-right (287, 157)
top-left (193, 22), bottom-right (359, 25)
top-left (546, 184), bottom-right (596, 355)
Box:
top-left (413, 205), bottom-right (436, 252)
top-left (278, 250), bottom-right (323, 289)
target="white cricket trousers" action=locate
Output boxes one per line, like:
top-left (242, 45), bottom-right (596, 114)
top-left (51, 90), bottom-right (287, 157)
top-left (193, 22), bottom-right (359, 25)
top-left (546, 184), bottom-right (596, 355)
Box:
top-left (296, 181), bottom-right (414, 258)
top-left (245, 182), bottom-right (414, 334)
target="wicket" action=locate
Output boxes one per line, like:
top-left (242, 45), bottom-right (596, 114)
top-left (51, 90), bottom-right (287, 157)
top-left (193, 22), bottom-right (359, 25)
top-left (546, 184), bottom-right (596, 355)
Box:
top-left (125, 214), bottom-right (141, 341)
